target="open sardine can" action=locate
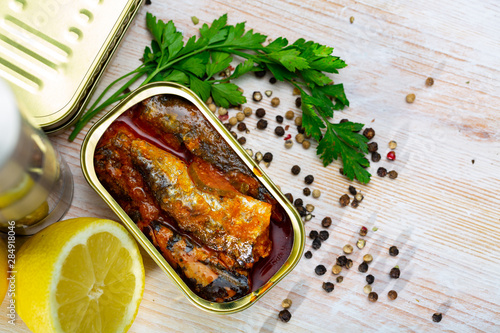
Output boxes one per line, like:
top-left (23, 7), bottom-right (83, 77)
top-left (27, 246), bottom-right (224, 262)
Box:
top-left (80, 82), bottom-right (305, 314)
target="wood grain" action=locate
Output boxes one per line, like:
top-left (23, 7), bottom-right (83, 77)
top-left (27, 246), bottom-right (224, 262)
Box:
top-left (1, 0), bottom-right (499, 331)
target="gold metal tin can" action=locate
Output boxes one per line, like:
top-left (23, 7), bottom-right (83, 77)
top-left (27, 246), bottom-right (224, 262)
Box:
top-left (80, 82), bottom-right (305, 314)
top-left (0, 0), bottom-right (143, 132)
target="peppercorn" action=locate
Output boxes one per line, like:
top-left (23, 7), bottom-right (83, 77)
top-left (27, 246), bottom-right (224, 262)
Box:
top-left (296, 205), bottom-right (306, 217)
top-left (262, 152), bottom-right (273, 163)
top-left (274, 126), bottom-right (285, 136)
top-left (339, 119), bottom-right (349, 123)
top-left (336, 256), bottom-right (347, 267)
top-left (426, 77), bottom-right (434, 86)
top-left (269, 77), bottom-right (277, 84)
top-left (285, 110), bottom-right (294, 120)
top-left (339, 194), bottom-right (350, 207)
top-left (343, 244), bottom-right (353, 254)
top-left (332, 265), bottom-right (342, 275)
top-left (312, 238), bottom-right (321, 250)
top-left (253, 91), bottom-right (262, 102)
top-left (377, 167), bottom-right (387, 177)
top-left (388, 290), bottom-right (398, 300)
top-left (322, 282), bottom-right (334, 293)
top-left (294, 198), bottom-right (303, 206)
top-left (229, 117), bottom-right (238, 126)
top-left (218, 107), bottom-right (228, 116)
top-left (363, 254), bottom-right (373, 263)
top-left (339, 168), bottom-right (344, 175)
top-left (336, 276), bottom-right (344, 283)
top-left (304, 250), bottom-right (312, 259)
top-left (367, 142), bottom-right (378, 153)
top-left (321, 217), bottom-right (332, 228)
top-left (357, 239), bottom-right (366, 249)
top-left (276, 115), bottom-right (284, 123)
top-left (281, 298), bottom-right (292, 309)
top-left (236, 112), bottom-right (245, 122)
top-left (350, 16), bottom-right (355, 24)
top-left (230, 131), bottom-right (237, 139)
top-left (358, 262), bottom-right (369, 273)
top-left (255, 152), bottom-right (263, 162)
top-left (237, 122), bottom-right (247, 132)
top-left (388, 170), bottom-right (398, 179)
top-left (345, 259), bottom-right (353, 269)
top-left (366, 274), bottom-right (375, 285)
top-left (348, 186), bottom-right (357, 196)
top-left (243, 107), bottom-right (252, 117)
top-left (271, 97), bottom-right (280, 107)
top-left (223, 123), bottom-right (232, 131)
top-left (292, 87), bottom-right (300, 95)
top-left (255, 70), bottom-right (266, 78)
top-left (371, 152), bottom-right (381, 162)
top-left (315, 265), bottom-right (326, 275)
top-left (432, 313), bottom-right (442, 323)
top-left (390, 267), bottom-right (401, 279)
top-left (305, 204), bottom-right (315, 212)
top-left (265, 90), bottom-right (272, 97)
top-left (351, 200), bottom-right (359, 208)
top-left (245, 149), bottom-right (253, 157)
top-left (295, 97), bottom-right (301, 107)
top-left (363, 128), bottom-right (375, 140)
top-left (389, 246), bottom-right (399, 257)
top-left (302, 140), bottom-right (311, 149)
top-left (284, 140), bottom-right (293, 149)
top-left (291, 165), bottom-right (301, 175)
top-left (368, 292), bottom-right (378, 302)
top-left (304, 175), bottom-right (314, 185)
top-left (257, 119), bottom-right (268, 129)
top-left (312, 189), bottom-right (321, 198)
top-left (388, 140), bottom-right (397, 149)
top-left (358, 226), bottom-right (367, 237)
top-left (284, 193), bottom-right (293, 203)
top-left (278, 309), bottom-right (292, 323)
top-left (406, 93), bottom-right (416, 103)
top-left (295, 133), bottom-right (305, 143)
top-left (237, 137), bottom-right (246, 145)
top-left (256, 108), bottom-right (266, 118)
top-left (355, 193), bottom-right (363, 202)
top-left (294, 116), bottom-right (302, 126)
top-left (297, 125), bottom-right (305, 134)
top-left (387, 151), bottom-right (396, 161)
top-left (305, 214), bottom-right (313, 222)
top-left (303, 187), bottom-right (311, 196)
top-left (319, 230), bottom-right (329, 241)
top-left (309, 230), bottom-right (319, 239)
top-left (363, 285), bottom-right (372, 294)
top-left (208, 103), bottom-right (217, 113)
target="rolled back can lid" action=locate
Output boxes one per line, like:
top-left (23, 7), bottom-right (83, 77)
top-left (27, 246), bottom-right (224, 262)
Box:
top-left (0, 79), bottom-right (21, 169)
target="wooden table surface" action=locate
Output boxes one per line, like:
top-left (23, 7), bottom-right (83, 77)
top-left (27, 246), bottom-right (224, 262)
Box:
top-left (3, 0), bottom-right (500, 332)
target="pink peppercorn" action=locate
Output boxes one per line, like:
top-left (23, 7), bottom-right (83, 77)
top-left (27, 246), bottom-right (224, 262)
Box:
top-left (387, 151), bottom-right (396, 161)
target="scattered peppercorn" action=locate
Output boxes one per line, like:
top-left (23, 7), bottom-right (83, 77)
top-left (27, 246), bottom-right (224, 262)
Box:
top-left (348, 186), bottom-right (357, 196)
top-left (305, 214), bottom-right (313, 222)
top-left (368, 292), bottom-right (378, 302)
top-left (278, 309), bottom-right (292, 323)
top-left (389, 246), bottom-right (399, 256)
top-left (366, 274), bottom-right (375, 285)
top-left (284, 193), bottom-right (293, 203)
top-left (294, 198), bottom-right (303, 206)
top-left (269, 77), bottom-right (277, 84)
top-left (297, 125), bottom-right (305, 134)
top-left (358, 262), bottom-right (369, 273)
top-left (305, 204), bottom-right (315, 212)
top-left (319, 230), bottom-right (329, 241)
top-left (265, 90), bottom-right (272, 97)
top-left (294, 116), bottom-right (302, 126)
top-left (321, 217), bottom-right (332, 228)
top-left (388, 170), bottom-right (398, 179)
top-left (312, 189), bottom-right (321, 198)
top-left (293, 87), bottom-right (300, 95)
top-left (236, 111), bottom-right (245, 122)
top-left (285, 110), bottom-right (294, 120)
top-left (363, 285), bottom-right (372, 294)
top-left (295, 133), bottom-right (305, 144)
top-left (336, 255), bottom-right (348, 267)
top-left (229, 117), bottom-right (238, 126)
top-left (390, 267), bottom-right (401, 279)
top-left (276, 115), bottom-right (284, 123)
top-left (322, 282), bottom-right (334, 293)
top-left (255, 152), bottom-right (263, 162)
top-left (363, 254), bottom-right (373, 263)
top-left (332, 265), bottom-right (342, 275)
top-left (223, 123), bottom-right (232, 131)
top-left (377, 167), bottom-right (387, 177)
top-left (253, 91), bottom-right (263, 102)
top-left (245, 148), bottom-right (253, 156)
top-left (271, 97), bottom-right (280, 107)
top-left (304, 250), bottom-right (312, 259)
top-left (255, 70), bottom-right (266, 78)
top-left (243, 107), bottom-right (252, 117)
top-left (256, 108), bottom-right (266, 118)
top-left (315, 265), bottom-right (327, 275)
top-left (406, 93), bottom-right (416, 103)
top-left (388, 140), bottom-right (397, 149)
top-left (388, 290), bottom-right (398, 300)
top-left (257, 119), bottom-right (268, 129)
top-left (302, 140), bottom-right (311, 149)
top-left (363, 128), bottom-right (375, 140)
top-left (303, 187), bottom-right (311, 196)
top-left (281, 298), bottom-right (292, 309)
top-left (426, 77), bottom-right (434, 86)
top-left (371, 152), bottom-right (381, 162)
top-left (304, 175), bottom-right (314, 184)
top-left (231, 131), bottom-right (237, 139)
top-left (237, 122), bottom-right (247, 132)
top-left (357, 239), bottom-right (366, 249)
top-left (296, 206), bottom-right (306, 217)
top-left (295, 97), bottom-right (301, 107)
top-left (351, 200), bottom-right (359, 208)
top-left (218, 107), bottom-right (228, 116)
top-left (339, 194), bottom-right (350, 207)
top-left (284, 140), bottom-right (293, 149)
top-left (387, 151), bottom-right (396, 161)
top-left (237, 137), bottom-right (246, 145)
top-left (145, 0), bottom-right (152, 5)
top-left (343, 244), bottom-right (353, 254)
top-left (336, 276), bottom-right (344, 283)
top-left (263, 152), bottom-right (273, 163)
top-left (312, 238), bottom-right (321, 250)
top-left (360, 226), bottom-right (368, 236)
top-left (432, 313), bottom-right (442, 323)
top-left (291, 165), bottom-right (301, 175)
top-left (350, 16), bottom-right (354, 24)
top-left (339, 119), bottom-right (349, 123)
top-left (309, 230), bottom-right (319, 239)
top-left (275, 126), bottom-right (285, 136)
top-left (345, 259), bottom-right (353, 269)
top-left (367, 142), bottom-right (378, 153)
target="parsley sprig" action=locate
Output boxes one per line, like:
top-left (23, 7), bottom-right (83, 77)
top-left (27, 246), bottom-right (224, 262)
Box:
top-left (69, 13), bottom-right (371, 183)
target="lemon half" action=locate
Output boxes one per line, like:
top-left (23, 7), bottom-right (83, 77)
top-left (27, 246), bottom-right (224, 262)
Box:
top-left (15, 218), bottom-right (145, 333)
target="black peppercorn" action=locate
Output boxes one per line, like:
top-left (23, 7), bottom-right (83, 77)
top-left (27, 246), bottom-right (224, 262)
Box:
top-left (255, 70), bottom-right (266, 78)
top-left (256, 108), bottom-right (266, 118)
top-left (336, 255), bottom-right (348, 267)
top-left (322, 282), bottom-right (334, 293)
top-left (223, 123), bottom-right (232, 131)
top-left (389, 246), bottom-right (399, 257)
top-left (432, 313), bottom-right (442, 323)
top-left (351, 200), bottom-right (359, 208)
top-left (237, 122), bottom-right (247, 132)
top-left (297, 125), bottom-right (305, 134)
top-left (345, 259), bottom-right (353, 269)
top-left (294, 198), bottom-right (303, 206)
top-left (368, 292), bottom-right (378, 303)
top-left (339, 194), bottom-right (350, 207)
top-left (377, 167), bottom-right (387, 177)
top-left (291, 165), bottom-right (301, 175)
top-left (230, 131), bottom-right (237, 139)
top-left (340, 119), bottom-right (349, 123)
top-left (296, 206), bottom-right (306, 217)
top-left (371, 152), bottom-right (381, 162)
top-left (275, 126), bottom-right (285, 136)
top-left (358, 262), bottom-right (369, 273)
top-left (309, 230), bottom-right (319, 239)
top-left (390, 267), bottom-right (401, 279)
top-left (257, 119), bottom-right (268, 129)
top-left (312, 238), bottom-right (321, 250)
top-left (278, 309), bottom-right (292, 323)
top-left (269, 77), bottom-right (277, 84)
top-left (295, 97), bottom-right (302, 108)
top-left (304, 175), bottom-right (314, 184)
top-left (348, 185), bottom-right (357, 196)
top-left (321, 217), bottom-right (332, 228)
top-left (304, 250), bottom-right (312, 259)
top-left (366, 274), bottom-right (375, 285)
top-left (363, 128), bottom-right (375, 140)
top-left (276, 115), bottom-right (284, 123)
top-left (263, 152), bottom-right (273, 162)
top-left (237, 137), bottom-right (246, 145)
top-left (284, 193), bottom-right (293, 203)
top-left (315, 265), bottom-right (327, 275)
top-left (388, 170), bottom-right (398, 179)
top-left (339, 168), bottom-right (344, 175)
top-left (303, 187), bottom-right (311, 196)
top-left (318, 230), bottom-right (329, 241)
top-left (367, 142), bottom-right (378, 153)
